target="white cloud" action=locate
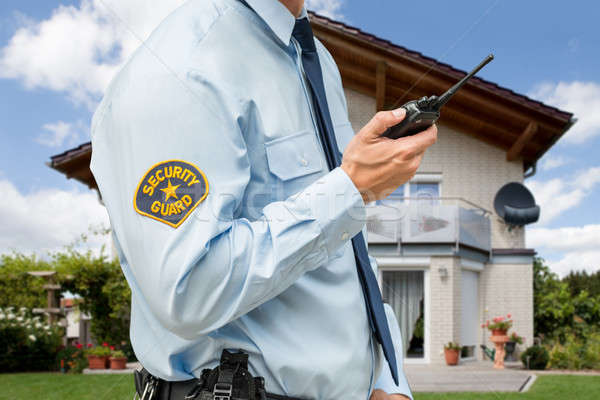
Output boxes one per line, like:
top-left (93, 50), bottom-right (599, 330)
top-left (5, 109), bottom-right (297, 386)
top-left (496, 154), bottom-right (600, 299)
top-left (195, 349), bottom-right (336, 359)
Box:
top-left (306, 0), bottom-right (345, 19)
top-left (0, 0), bottom-right (187, 108)
top-left (36, 121), bottom-right (82, 147)
top-left (528, 225), bottom-right (600, 276)
top-left (526, 167), bottom-right (600, 225)
top-left (0, 0), bottom-right (347, 108)
top-left (540, 155), bottom-right (570, 171)
top-left (0, 179), bottom-right (110, 256)
top-left (528, 81), bottom-right (600, 144)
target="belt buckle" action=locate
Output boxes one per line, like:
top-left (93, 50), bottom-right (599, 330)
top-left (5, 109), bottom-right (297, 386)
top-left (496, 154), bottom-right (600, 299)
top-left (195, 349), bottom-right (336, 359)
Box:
top-left (213, 383), bottom-right (233, 400)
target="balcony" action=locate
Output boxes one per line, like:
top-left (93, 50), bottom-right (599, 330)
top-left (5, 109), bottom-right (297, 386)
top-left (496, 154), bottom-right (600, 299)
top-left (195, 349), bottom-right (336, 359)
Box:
top-left (366, 197), bottom-right (492, 253)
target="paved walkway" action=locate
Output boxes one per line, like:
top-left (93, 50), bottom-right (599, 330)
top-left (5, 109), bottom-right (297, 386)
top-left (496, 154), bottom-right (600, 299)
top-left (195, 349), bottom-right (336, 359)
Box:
top-left (83, 361), bottom-right (141, 374)
top-left (404, 361), bottom-right (533, 392)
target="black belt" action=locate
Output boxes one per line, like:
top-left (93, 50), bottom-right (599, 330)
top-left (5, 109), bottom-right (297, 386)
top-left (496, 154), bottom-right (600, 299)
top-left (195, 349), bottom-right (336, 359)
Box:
top-left (134, 350), bottom-right (306, 400)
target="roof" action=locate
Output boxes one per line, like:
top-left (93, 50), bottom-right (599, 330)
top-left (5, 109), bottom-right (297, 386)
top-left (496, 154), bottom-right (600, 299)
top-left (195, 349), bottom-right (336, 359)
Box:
top-left (310, 12), bottom-right (572, 121)
top-left (309, 11), bottom-right (574, 168)
top-left (49, 11), bottom-right (574, 188)
top-left (48, 141), bottom-right (95, 189)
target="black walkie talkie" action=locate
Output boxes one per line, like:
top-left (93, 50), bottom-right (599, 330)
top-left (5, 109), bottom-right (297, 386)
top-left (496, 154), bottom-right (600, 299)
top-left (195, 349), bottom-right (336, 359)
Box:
top-left (382, 54), bottom-right (494, 139)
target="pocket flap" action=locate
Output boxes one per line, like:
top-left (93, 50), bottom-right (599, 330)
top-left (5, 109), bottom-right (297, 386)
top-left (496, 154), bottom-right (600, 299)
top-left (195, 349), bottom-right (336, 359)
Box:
top-left (265, 130), bottom-right (323, 181)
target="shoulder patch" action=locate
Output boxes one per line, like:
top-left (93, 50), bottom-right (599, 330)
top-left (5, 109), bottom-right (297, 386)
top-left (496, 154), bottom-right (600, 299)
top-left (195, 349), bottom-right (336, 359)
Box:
top-left (133, 160), bottom-right (209, 228)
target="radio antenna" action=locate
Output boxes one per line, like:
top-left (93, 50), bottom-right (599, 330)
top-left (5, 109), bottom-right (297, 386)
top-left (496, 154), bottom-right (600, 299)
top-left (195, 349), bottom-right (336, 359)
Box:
top-left (432, 54), bottom-right (494, 110)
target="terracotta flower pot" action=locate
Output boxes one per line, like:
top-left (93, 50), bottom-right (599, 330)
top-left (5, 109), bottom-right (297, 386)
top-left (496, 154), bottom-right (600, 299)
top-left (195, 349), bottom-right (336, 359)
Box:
top-left (110, 357), bottom-right (128, 370)
top-left (491, 329), bottom-right (507, 336)
top-left (87, 355), bottom-right (109, 369)
top-left (444, 348), bottom-right (460, 366)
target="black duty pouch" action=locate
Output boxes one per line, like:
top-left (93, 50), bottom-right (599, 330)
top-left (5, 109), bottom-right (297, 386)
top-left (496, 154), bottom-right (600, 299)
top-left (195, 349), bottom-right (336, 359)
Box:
top-left (185, 349), bottom-right (267, 400)
top-left (134, 349), bottom-right (267, 400)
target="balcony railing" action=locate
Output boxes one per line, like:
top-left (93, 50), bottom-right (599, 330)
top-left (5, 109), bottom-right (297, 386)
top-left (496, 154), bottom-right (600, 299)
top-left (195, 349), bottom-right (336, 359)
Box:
top-left (366, 197), bottom-right (492, 252)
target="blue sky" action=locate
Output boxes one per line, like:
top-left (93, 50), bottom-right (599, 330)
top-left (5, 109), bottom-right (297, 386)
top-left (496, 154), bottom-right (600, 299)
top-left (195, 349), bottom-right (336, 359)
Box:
top-left (0, 0), bottom-right (599, 275)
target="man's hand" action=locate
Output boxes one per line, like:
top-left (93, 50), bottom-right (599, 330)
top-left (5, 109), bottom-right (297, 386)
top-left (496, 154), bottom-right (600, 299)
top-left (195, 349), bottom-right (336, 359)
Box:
top-left (341, 108), bottom-right (437, 203)
top-left (370, 389), bottom-right (411, 400)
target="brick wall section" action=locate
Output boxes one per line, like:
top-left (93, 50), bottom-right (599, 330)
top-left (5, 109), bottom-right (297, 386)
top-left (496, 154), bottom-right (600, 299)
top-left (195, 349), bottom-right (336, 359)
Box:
top-left (479, 263), bottom-right (534, 354)
top-left (344, 88), bottom-right (526, 249)
top-left (428, 256), bottom-right (462, 363)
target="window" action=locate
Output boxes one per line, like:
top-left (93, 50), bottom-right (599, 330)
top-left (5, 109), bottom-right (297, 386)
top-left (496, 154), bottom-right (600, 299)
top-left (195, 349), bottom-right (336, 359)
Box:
top-left (409, 182), bottom-right (440, 199)
top-left (376, 184), bottom-right (405, 206)
top-left (374, 175), bottom-right (441, 206)
top-left (382, 270), bottom-right (425, 359)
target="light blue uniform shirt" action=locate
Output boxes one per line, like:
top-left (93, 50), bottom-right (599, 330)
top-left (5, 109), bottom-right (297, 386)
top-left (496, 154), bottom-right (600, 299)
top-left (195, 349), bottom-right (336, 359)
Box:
top-left (90, 0), bottom-right (411, 398)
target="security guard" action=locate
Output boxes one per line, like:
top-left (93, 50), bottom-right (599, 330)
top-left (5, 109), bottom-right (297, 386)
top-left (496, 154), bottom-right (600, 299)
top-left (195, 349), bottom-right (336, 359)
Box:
top-left (90, 0), bottom-right (437, 399)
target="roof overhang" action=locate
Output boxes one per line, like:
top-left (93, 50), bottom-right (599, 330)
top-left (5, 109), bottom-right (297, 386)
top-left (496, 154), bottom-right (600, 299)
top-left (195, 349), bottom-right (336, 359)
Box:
top-left (310, 12), bottom-right (574, 170)
top-left (48, 142), bottom-right (96, 189)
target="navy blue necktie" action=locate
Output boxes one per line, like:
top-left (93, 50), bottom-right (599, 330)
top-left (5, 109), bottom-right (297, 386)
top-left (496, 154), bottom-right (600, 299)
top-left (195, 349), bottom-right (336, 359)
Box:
top-left (292, 17), bottom-right (399, 385)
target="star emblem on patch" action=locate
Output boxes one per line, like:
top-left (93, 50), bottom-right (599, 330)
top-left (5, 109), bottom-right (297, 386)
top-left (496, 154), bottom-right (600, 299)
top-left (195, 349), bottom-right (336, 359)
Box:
top-left (133, 160), bottom-right (209, 228)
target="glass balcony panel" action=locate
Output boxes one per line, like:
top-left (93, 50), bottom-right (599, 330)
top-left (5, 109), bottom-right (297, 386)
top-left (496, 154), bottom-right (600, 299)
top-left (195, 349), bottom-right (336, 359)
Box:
top-left (366, 197), bottom-right (491, 252)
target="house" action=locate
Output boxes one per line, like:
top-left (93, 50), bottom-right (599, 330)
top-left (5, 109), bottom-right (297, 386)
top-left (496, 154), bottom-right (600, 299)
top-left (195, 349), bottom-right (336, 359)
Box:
top-left (48, 12), bottom-right (574, 365)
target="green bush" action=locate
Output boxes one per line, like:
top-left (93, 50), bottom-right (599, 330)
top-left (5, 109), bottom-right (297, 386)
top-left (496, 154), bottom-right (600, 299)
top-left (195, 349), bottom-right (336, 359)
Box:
top-left (547, 331), bottom-right (600, 370)
top-left (534, 258), bottom-right (600, 343)
top-left (86, 344), bottom-right (112, 357)
top-left (0, 242), bottom-right (133, 361)
top-left (54, 250), bottom-right (131, 350)
top-left (56, 345), bottom-right (88, 374)
top-left (0, 307), bottom-right (63, 372)
top-left (0, 254), bottom-right (52, 309)
top-left (111, 350), bottom-right (126, 358)
top-left (521, 345), bottom-right (549, 370)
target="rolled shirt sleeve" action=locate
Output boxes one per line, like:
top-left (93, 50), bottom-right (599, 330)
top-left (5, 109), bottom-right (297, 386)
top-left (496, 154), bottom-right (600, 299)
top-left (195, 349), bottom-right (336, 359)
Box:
top-left (373, 304), bottom-right (414, 400)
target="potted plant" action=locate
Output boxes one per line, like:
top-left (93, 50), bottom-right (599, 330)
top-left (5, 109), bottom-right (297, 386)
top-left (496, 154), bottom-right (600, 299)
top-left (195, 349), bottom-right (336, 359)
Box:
top-left (86, 343), bottom-right (112, 369)
top-left (505, 332), bottom-right (524, 361)
top-left (109, 350), bottom-right (128, 370)
top-left (444, 342), bottom-right (461, 366)
top-left (482, 314), bottom-right (513, 336)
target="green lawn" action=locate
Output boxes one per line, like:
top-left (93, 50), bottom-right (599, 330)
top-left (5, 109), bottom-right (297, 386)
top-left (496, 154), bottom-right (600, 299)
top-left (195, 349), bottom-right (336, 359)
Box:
top-left (0, 373), bottom-right (598, 399)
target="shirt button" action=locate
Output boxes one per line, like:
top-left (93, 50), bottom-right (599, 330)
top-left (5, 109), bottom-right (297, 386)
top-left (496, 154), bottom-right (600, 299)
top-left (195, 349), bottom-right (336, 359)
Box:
top-left (300, 158), bottom-right (308, 167)
top-left (341, 232), bottom-right (349, 241)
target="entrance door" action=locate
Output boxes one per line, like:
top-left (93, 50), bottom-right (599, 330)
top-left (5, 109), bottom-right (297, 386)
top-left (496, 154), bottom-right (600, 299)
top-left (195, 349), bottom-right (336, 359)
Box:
top-left (381, 270), bottom-right (425, 359)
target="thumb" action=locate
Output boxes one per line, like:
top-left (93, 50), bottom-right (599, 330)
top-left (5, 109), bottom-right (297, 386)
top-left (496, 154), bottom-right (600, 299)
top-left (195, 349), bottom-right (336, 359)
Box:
top-left (360, 107), bottom-right (406, 139)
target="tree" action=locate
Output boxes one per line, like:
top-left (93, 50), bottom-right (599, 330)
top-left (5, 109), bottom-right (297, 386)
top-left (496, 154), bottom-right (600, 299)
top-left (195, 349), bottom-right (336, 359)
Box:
top-left (533, 257), bottom-right (600, 342)
top-left (563, 270), bottom-right (600, 297)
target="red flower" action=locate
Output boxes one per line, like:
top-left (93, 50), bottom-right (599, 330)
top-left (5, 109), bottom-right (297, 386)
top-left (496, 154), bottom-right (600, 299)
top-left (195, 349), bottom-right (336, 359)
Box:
top-left (481, 323), bottom-right (486, 328)
top-left (110, 346), bottom-right (115, 351)
top-left (76, 343), bottom-right (83, 349)
top-left (102, 342), bottom-right (108, 347)
top-left (507, 313), bottom-right (512, 319)
top-left (87, 343), bottom-right (93, 348)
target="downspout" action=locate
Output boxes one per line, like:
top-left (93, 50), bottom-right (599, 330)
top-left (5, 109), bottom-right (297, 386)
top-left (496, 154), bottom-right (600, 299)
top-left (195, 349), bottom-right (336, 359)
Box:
top-left (524, 162), bottom-right (536, 179)
top-left (524, 116), bottom-right (577, 179)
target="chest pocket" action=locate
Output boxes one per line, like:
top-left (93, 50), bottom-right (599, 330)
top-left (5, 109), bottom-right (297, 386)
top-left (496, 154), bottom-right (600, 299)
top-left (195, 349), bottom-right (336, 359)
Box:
top-left (265, 130), bottom-right (324, 182)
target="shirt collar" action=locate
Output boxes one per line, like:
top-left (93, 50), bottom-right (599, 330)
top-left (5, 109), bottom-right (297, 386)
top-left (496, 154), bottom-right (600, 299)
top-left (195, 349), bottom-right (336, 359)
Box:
top-left (243, 0), bottom-right (308, 46)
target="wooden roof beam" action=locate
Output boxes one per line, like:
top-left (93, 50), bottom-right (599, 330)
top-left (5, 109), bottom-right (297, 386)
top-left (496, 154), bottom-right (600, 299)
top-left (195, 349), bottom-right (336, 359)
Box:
top-left (375, 61), bottom-right (387, 111)
top-left (507, 122), bottom-right (538, 161)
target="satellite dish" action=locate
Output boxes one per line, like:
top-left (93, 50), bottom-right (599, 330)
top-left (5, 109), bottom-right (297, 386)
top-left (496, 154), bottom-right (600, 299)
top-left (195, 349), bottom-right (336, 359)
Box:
top-left (493, 182), bottom-right (540, 226)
